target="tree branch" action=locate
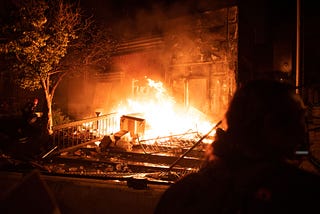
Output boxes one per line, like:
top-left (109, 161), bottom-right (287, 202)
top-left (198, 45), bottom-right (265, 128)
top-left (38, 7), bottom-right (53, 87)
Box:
top-left (50, 71), bottom-right (68, 96)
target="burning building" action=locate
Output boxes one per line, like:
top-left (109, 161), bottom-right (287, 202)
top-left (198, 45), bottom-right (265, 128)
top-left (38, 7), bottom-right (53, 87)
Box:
top-left (60, 6), bottom-right (238, 138)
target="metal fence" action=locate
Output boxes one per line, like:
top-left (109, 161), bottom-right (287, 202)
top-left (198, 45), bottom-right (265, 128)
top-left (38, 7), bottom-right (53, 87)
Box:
top-left (52, 113), bottom-right (120, 151)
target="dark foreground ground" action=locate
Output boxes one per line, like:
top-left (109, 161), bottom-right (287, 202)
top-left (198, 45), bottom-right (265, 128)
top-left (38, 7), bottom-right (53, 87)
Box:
top-left (0, 170), bottom-right (167, 214)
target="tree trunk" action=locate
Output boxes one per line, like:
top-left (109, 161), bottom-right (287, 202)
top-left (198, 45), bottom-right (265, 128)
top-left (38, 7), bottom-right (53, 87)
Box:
top-left (46, 97), bottom-right (53, 135)
top-left (43, 84), bottom-right (54, 135)
top-left (42, 76), bottom-right (54, 135)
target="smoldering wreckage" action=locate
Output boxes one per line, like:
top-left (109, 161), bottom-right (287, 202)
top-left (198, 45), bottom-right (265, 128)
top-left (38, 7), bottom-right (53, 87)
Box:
top-left (0, 111), bottom-right (221, 188)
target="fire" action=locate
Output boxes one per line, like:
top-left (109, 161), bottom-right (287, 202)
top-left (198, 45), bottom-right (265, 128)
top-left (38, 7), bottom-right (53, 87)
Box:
top-left (112, 77), bottom-right (217, 141)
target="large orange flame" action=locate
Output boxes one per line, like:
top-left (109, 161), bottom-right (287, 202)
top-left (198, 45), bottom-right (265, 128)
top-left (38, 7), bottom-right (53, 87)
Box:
top-left (112, 77), bottom-right (216, 141)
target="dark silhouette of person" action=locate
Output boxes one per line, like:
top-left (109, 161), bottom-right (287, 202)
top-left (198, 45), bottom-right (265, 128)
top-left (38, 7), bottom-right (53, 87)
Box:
top-left (22, 98), bottom-right (39, 125)
top-left (154, 79), bottom-right (320, 214)
top-left (19, 98), bottom-right (41, 143)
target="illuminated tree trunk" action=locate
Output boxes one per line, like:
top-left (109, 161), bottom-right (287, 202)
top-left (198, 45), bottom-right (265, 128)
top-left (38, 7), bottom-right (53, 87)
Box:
top-left (42, 77), bottom-right (55, 135)
top-left (45, 93), bottom-right (53, 135)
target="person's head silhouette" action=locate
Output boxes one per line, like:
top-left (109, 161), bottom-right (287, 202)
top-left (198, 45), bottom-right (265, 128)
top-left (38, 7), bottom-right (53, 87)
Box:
top-left (213, 79), bottom-right (306, 161)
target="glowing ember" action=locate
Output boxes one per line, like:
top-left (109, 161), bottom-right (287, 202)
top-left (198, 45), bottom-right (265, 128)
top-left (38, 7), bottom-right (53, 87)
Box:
top-left (110, 77), bottom-right (217, 141)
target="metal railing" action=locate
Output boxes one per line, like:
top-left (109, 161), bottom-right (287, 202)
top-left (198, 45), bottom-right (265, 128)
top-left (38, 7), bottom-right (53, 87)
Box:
top-left (136, 131), bottom-right (202, 155)
top-left (52, 113), bottom-right (120, 151)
